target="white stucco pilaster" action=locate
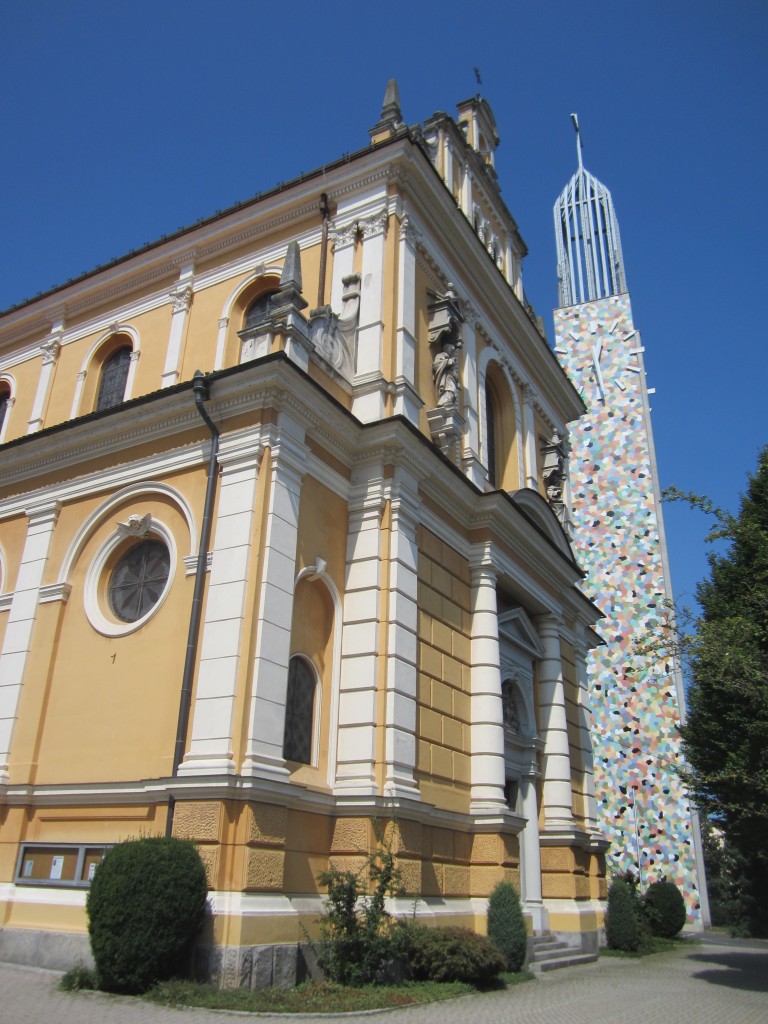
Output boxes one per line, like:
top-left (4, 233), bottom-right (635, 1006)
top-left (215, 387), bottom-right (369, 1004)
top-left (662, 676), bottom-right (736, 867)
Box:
top-left (179, 431), bottom-right (265, 777)
top-left (393, 216), bottom-right (420, 424)
top-left (460, 317), bottom-right (485, 488)
top-left (0, 500), bottom-right (61, 783)
top-left (537, 614), bottom-right (576, 832)
top-left (522, 384), bottom-right (539, 490)
top-left (330, 226), bottom-right (357, 315)
top-left (242, 416), bottom-right (307, 781)
top-left (353, 210), bottom-right (388, 423)
top-left (383, 467), bottom-right (421, 799)
top-left (28, 324), bottom-right (63, 433)
top-left (162, 261), bottom-right (195, 388)
top-left (334, 466), bottom-right (385, 795)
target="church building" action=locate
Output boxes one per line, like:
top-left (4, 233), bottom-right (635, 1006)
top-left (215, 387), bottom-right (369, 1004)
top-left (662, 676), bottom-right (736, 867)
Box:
top-left (0, 85), bottom-right (606, 981)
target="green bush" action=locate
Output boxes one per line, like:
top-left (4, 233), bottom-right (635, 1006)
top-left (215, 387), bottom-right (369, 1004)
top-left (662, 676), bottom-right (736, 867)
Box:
top-left (87, 836), bottom-right (208, 994)
top-left (407, 926), bottom-right (506, 984)
top-left (605, 878), bottom-right (640, 952)
top-left (643, 880), bottom-right (687, 938)
top-left (314, 830), bottom-right (403, 985)
top-left (487, 881), bottom-right (527, 972)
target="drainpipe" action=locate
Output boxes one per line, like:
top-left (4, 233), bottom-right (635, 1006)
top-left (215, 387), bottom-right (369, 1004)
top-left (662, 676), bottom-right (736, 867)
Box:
top-left (166, 371), bottom-right (220, 838)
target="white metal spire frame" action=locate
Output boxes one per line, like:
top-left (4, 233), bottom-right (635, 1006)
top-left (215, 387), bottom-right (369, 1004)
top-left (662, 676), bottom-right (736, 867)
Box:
top-left (554, 115), bottom-right (627, 308)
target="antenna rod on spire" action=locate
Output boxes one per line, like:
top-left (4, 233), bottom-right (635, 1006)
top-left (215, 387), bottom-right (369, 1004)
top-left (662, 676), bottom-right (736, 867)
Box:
top-left (474, 66), bottom-right (482, 91)
top-left (571, 113), bottom-right (583, 170)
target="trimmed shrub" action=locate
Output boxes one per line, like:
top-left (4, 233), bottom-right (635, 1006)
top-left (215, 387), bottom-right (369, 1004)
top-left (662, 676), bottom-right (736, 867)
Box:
top-left (643, 880), bottom-right (687, 938)
top-left (87, 836), bottom-right (208, 994)
top-left (605, 878), bottom-right (640, 952)
top-left (487, 880), bottom-right (528, 972)
top-left (407, 926), bottom-right (506, 984)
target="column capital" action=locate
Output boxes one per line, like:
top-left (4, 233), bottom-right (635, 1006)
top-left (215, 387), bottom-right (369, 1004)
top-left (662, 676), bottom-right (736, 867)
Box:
top-left (24, 500), bottom-right (62, 529)
top-left (40, 335), bottom-right (61, 366)
top-left (169, 284), bottom-right (194, 314)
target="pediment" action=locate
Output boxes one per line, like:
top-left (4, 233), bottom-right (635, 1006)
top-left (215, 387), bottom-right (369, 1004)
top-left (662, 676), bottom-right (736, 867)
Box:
top-left (498, 606), bottom-right (543, 660)
top-left (510, 487), bottom-right (575, 561)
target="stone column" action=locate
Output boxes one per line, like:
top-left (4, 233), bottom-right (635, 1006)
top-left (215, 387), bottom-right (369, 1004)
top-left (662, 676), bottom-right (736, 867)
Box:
top-left (242, 416), bottom-right (307, 780)
top-left (468, 547), bottom-right (506, 815)
top-left (162, 264), bottom-right (194, 387)
top-left (213, 316), bottom-right (229, 371)
top-left (124, 348), bottom-right (140, 401)
top-left (383, 467), bottom-right (421, 799)
top-left (537, 614), bottom-right (576, 832)
top-left (460, 167), bottom-right (473, 220)
top-left (0, 394), bottom-right (16, 443)
top-left (28, 326), bottom-right (63, 433)
top-left (69, 369), bottom-right (87, 420)
top-left (0, 500), bottom-right (61, 782)
top-left (334, 466), bottom-right (385, 795)
top-left (574, 627), bottom-right (600, 834)
top-left (522, 384), bottom-right (539, 490)
top-left (179, 431), bottom-right (265, 777)
top-left (520, 771), bottom-right (546, 929)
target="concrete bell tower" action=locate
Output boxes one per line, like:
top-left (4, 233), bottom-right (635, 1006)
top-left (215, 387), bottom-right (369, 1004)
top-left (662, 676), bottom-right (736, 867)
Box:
top-left (553, 116), bottom-right (709, 924)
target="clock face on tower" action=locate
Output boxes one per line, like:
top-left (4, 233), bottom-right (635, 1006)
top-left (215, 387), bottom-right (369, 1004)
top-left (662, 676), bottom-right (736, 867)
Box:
top-left (567, 315), bottom-right (642, 405)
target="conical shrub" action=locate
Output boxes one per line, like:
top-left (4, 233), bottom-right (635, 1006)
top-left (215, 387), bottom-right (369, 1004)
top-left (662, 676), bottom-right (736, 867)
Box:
top-left (487, 880), bottom-right (528, 972)
top-left (605, 877), bottom-right (640, 952)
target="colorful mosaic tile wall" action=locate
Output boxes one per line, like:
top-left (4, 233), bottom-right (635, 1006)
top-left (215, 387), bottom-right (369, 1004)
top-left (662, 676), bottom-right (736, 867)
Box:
top-left (554, 293), bottom-right (703, 922)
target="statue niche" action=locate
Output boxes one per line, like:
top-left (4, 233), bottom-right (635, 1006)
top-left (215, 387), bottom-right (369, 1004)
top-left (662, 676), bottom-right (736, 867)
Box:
top-left (426, 285), bottom-right (465, 464)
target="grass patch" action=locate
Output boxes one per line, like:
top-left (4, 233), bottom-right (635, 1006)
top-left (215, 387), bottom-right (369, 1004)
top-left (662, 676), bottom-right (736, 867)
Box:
top-left (500, 970), bottom-right (536, 986)
top-left (59, 964), bottom-right (98, 991)
top-left (145, 978), bottom-right (477, 1013)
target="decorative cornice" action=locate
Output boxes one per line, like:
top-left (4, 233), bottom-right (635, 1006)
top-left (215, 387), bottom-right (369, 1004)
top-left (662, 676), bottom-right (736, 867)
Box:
top-left (39, 582), bottom-right (72, 604)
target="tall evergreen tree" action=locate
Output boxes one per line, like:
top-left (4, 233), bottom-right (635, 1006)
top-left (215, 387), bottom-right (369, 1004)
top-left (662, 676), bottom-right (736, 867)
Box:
top-left (670, 446), bottom-right (768, 934)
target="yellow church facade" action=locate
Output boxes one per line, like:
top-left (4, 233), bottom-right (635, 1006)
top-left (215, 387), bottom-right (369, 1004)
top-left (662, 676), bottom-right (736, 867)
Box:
top-left (0, 87), bottom-right (606, 980)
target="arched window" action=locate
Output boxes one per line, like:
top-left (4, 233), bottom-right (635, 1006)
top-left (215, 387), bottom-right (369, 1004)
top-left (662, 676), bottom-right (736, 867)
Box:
top-left (244, 293), bottom-right (275, 330)
top-left (283, 655), bottom-right (317, 764)
top-left (485, 379), bottom-right (499, 488)
top-left (501, 679), bottom-right (521, 733)
top-left (0, 386), bottom-right (10, 437)
top-left (97, 346), bottom-right (131, 411)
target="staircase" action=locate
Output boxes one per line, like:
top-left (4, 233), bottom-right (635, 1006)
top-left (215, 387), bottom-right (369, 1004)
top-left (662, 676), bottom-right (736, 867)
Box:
top-left (529, 932), bottom-right (599, 973)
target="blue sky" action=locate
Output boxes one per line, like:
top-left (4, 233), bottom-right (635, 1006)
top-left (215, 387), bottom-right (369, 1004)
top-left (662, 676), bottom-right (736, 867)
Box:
top-left (1, 1), bottom-right (765, 614)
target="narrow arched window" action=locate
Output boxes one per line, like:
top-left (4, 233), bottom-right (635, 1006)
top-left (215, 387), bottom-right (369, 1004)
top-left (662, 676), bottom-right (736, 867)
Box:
top-left (283, 656), bottom-right (316, 764)
top-left (244, 293), bottom-right (275, 330)
top-left (97, 347), bottom-right (131, 411)
top-left (0, 387), bottom-right (10, 435)
top-left (485, 380), bottom-right (498, 488)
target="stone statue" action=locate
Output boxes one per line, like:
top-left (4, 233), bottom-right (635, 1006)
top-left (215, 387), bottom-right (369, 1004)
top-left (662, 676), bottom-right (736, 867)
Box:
top-left (433, 341), bottom-right (461, 408)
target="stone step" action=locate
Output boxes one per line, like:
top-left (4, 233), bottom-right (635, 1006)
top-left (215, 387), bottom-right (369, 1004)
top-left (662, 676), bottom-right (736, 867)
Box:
top-left (532, 937), bottom-right (570, 951)
top-left (533, 944), bottom-right (576, 962)
top-left (531, 951), bottom-right (599, 973)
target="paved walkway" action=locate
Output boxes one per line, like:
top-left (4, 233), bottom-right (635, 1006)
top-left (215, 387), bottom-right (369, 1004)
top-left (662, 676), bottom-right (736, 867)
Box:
top-left (3, 937), bottom-right (767, 1024)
